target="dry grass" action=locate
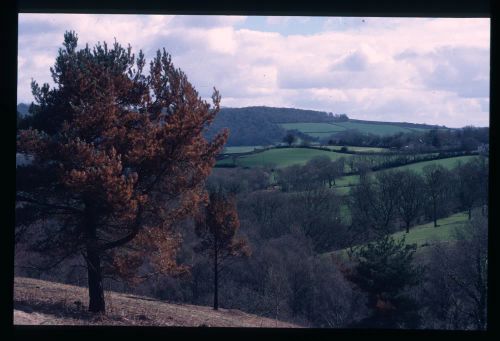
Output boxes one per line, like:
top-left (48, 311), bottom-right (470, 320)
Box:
top-left (13, 277), bottom-right (301, 328)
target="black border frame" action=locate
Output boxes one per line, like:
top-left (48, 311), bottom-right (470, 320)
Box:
top-left (4, 0), bottom-right (496, 339)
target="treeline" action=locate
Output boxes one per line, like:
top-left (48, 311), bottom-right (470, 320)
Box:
top-left (228, 106), bottom-right (335, 123)
top-left (204, 107), bottom-right (348, 146)
top-left (326, 126), bottom-right (489, 152)
top-left (349, 118), bottom-right (442, 130)
top-left (276, 155), bottom-right (488, 228)
top-left (346, 151), bottom-right (477, 173)
top-left (205, 107), bottom-right (286, 146)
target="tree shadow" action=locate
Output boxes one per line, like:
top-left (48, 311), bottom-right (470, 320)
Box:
top-left (14, 299), bottom-right (124, 322)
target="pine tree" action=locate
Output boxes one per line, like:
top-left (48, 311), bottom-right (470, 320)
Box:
top-left (194, 187), bottom-right (250, 310)
top-left (16, 31), bottom-right (228, 313)
top-left (344, 235), bottom-right (423, 328)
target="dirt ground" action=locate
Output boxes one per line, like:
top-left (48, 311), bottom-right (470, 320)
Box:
top-left (13, 277), bottom-right (301, 327)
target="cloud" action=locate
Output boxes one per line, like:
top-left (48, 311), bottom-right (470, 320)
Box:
top-left (336, 50), bottom-right (369, 71)
top-left (17, 14), bottom-right (490, 127)
top-left (266, 16), bottom-right (311, 26)
top-left (396, 45), bottom-right (489, 98)
top-left (169, 15), bottom-right (246, 28)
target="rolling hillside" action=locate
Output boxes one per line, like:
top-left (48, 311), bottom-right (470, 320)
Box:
top-left (334, 155), bottom-right (481, 187)
top-left (217, 147), bottom-right (353, 168)
top-left (326, 211), bottom-right (470, 260)
top-left (13, 277), bottom-right (301, 327)
top-left (16, 103), bottom-right (461, 146)
top-left (279, 121), bottom-right (431, 138)
top-left (204, 106), bottom-right (446, 146)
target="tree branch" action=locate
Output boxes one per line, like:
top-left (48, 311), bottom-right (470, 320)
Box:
top-left (100, 206), bottom-right (143, 251)
top-left (16, 195), bottom-right (82, 214)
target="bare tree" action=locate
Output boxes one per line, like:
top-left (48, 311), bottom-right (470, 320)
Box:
top-left (454, 158), bottom-right (487, 220)
top-left (423, 213), bottom-right (488, 330)
top-left (349, 171), bottom-right (400, 240)
top-left (395, 170), bottom-right (424, 233)
top-left (423, 164), bottom-right (452, 227)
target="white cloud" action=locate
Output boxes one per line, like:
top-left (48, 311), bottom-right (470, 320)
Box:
top-left (17, 14), bottom-right (489, 127)
top-left (169, 15), bottom-right (246, 28)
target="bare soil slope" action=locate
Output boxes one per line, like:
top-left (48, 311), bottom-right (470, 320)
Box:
top-left (13, 277), bottom-right (300, 327)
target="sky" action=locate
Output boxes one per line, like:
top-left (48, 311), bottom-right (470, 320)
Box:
top-left (18, 14), bottom-right (490, 127)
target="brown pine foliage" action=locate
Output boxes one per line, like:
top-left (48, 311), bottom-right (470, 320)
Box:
top-left (16, 31), bottom-right (228, 312)
top-left (194, 188), bottom-right (250, 309)
top-left (195, 190), bottom-right (251, 261)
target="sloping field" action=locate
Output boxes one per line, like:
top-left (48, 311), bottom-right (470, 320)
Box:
top-left (324, 146), bottom-right (390, 153)
top-left (334, 155), bottom-right (481, 188)
top-left (223, 146), bottom-right (264, 154)
top-left (281, 121), bottom-right (432, 138)
top-left (333, 121), bottom-right (424, 135)
top-left (392, 155), bottom-right (479, 173)
top-left (280, 122), bottom-right (346, 137)
top-left (391, 212), bottom-right (468, 246)
top-left (231, 148), bottom-right (352, 168)
top-left (13, 277), bottom-right (300, 327)
top-left (327, 211), bottom-right (469, 260)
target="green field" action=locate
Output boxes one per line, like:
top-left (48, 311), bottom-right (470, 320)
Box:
top-left (332, 186), bottom-right (352, 196)
top-left (221, 148), bottom-right (353, 168)
top-left (328, 211), bottom-right (469, 260)
top-left (333, 155), bottom-right (481, 189)
top-left (223, 146), bottom-right (264, 154)
top-left (281, 121), bottom-right (430, 138)
top-left (324, 145), bottom-right (390, 153)
top-left (280, 123), bottom-right (346, 138)
top-left (333, 121), bottom-right (420, 136)
top-left (391, 212), bottom-right (468, 246)
top-left (390, 155), bottom-right (479, 173)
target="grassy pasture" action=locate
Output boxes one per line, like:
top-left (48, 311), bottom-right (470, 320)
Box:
top-left (391, 155), bottom-right (479, 173)
top-left (323, 145), bottom-right (390, 153)
top-left (332, 121), bottom-right (425, 136)
top-left (223, 146), bottom-right (264, 154)
top-left (281, 121), bottom-right (431, 138)
top-left (332, 186), bottom-right (352, 196)
top-left (391, 212), bottom-right (468, 246)
top-left (280, 122), bottom-right (346, 138)
top-left (224, 148), bottom-right (353, 168)
top-left (328, 211), bottom-right (469, 260)
top-left (333, 155), bottom-right (481, 189)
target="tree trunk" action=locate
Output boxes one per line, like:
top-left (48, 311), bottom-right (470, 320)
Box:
top-left (213, 250), bottom-right (218, 310)
top-left (86, 245), bottom-right (105, 313)
top-left (433, 200), bottom-right (438, 227)
top-left (406, 221), bottom-right (410, 234)
top-left (468, 208), bottom-right (472, 220)
top-left (84, 201), bottom-right (105, 314)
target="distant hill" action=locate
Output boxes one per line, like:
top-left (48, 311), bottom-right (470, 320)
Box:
top-left (206, 107), bottom-right (287, 146)
top-left (227, 106), bottom-right (334, 123)
top-left (14, 277), bottom-right (300, 327)
top-left (348, 118), bottom-right (446, 130)
top-left (206, 106), bottom-right (355, 146)
top-left (207, 106), bottom-right (446, 146)
top-left (17, 102), bottom-right (450, 146)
